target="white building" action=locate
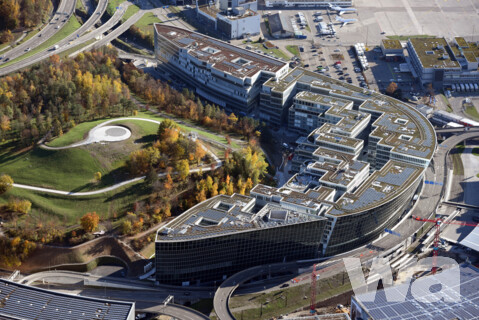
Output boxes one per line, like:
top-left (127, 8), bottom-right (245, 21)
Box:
top-left (154, 24), bottom-right (289, 114)
top-left (407, 37), bottom-right (479, 89)
top-left (196, 0), bottom-right (260, 39)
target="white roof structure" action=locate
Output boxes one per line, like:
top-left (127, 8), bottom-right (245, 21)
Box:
top-left (459, 227), bottom-right (479, 252)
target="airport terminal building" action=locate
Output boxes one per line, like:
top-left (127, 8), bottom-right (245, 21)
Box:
top-left (155, 63), bottom-right (436, 285)
top-left (407, 37), bottom-right (479, 90)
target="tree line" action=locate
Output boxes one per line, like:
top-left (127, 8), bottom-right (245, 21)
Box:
top-left (0, 0), bottom-right (52, 44)
top-left (0, 47), bottom-right (134, 146)
top-left (121, 62), bottom-right (261, 142)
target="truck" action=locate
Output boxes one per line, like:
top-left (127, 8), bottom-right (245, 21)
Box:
top-left (465, 83), bottom-right (470, 92)
top-left (460, 83), bottom-right (465, 92)
top-left (474, 83), bottom-right (478, 91)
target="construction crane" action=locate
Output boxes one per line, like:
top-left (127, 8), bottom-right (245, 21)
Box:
top-left (411, 215), bottom-right (478, 274)
top-left (310, 264), bottom-right (319, 314)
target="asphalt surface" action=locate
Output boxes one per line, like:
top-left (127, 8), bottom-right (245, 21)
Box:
top-left (0, 0), bottom-right (76, 64)
top-left (0, 0), bottom-right (109, 76)
top-left (22, 270), bottom-right (211, 320)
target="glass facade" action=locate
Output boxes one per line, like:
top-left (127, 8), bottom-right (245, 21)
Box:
top-left (155, 219), bottom-right (326, 285)
top-left (324, 176), bottom-right (420, 255)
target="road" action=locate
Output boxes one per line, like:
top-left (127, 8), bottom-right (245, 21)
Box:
top-left (12, 117), bottom-right (222, 196)
top-left (22, 270), bottom-right (211, 320)
top-left (70, 8), bottom-right (145, 57)
top-left (0, 0), bottom-right (110, 76)
top-left (0, 0), bottom-right (77, 64)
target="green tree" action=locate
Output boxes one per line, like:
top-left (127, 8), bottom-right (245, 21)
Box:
top-left (121, 220), bottom-right (132, 235)
top-left (176, 159), bottom-right (190, 180)
top-left (0, 174), bottom-right (13, 194)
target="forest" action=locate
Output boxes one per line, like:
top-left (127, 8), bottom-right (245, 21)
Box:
top-left (0, 47), bottom-right (133, 146)
top-left (0, 0), bottom-right (52, 44)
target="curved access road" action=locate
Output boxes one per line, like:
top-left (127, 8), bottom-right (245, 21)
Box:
top-left (70, 7), bottom-right (145, 57)
top-left (22, 270), bottom-right (210, 320)
top-left (13, 117), bottom-right (222, 196)
top-left (0, 0), bottom-right (110, 76)
top-left (40, 117), bottom-right (163, 150)
top-left (0, 0), bottom-right (77, 64)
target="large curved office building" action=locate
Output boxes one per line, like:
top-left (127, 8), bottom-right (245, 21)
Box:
top-left (154, 29), bottom-right (436, 285)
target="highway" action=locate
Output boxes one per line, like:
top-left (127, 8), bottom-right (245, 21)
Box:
top-left (0, 0), bottom-right (110, 76)
top-left (0, 0), bottom-right (77, 64)
top-left (435, 126), bottom-right (479, 134)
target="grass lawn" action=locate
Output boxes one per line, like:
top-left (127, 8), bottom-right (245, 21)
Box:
top-left (230, 272), bottom-right (352, 320)
top-left (286, 45), bottom-right (299, 56)
top-left (386, 35), bottom-right (435, 40)
top-left (107, 0), bottom-right (127, 16)
top-left (464, 104), bottom-right (479, 121)
top-left (140, 241), bottom-right (156, 258)
top-left (0, 15), bottom-right (82, 68)
top-left (76, 0), bottom-right (87, 13)
top-left (121, 5), bottom-right (140, 23)
top-left (0, 180), bottom-right (150, 224)
top-left (1, 120), bottom-right (160, 191)
top-left (0, 147), bottom-right (107, 191)
top-left (472, 148), bottom-right (479, 156)
top-left (46, 118), bottom-right (114, 147)
top-left (135, 12), bottom-right (162, 33)
top-left (18, 29), bottom-right (41, 45)
top-left (47, 111), bottom-right (242, 149)
top-left (250, 43), bottom-right (288, 60)
top-left (451, 144), bottom-right (465, 175)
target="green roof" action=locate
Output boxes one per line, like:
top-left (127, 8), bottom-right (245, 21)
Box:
top-left (382, 39), bottom-right (402, 50)
top-left (409, 37), bottom-right (460, 69)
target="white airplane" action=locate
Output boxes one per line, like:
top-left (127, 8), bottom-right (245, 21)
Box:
top-left (335, 15), bottom-right (357, 27)
top-left (328, 3), bottom-right (357, 15)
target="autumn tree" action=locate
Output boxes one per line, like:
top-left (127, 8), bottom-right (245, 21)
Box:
top-left (176, 159), bottom-right (190, 180)
top-left (385, 82), bottom-right (398, 96)
top-left (195, 140), bottom-right (206, 164)
top-left (164, 173), bottom-right (173, 190)
top-left (7, 198), bottom-right (31, 214)
top-left (94, 171), bottom-right (102, 182)
top-left (80, 212), bottom-right (100, 233)
top-left (0, 174), bottom-right (13, 194)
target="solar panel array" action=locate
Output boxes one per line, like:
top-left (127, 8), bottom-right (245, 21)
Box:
top-left (355, 265), bottom-right (479, 320)
top-left (342, 188), bottom-right (386, 211)
top-left (376, 167), bottom-right (415, 187)
top-left (0, 280), bottom-right (133, 320)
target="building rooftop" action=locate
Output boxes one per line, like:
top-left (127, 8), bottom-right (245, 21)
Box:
top-left (450, 37), bottom-right (479, 64)
top-left (408, 37), bottom-right (460, 69)
top-left (381, 39), bottom-right (402, 50)
top-left (197, 4), bottom-right (220, 19)
top-left (154, 24), bottom-right (287, 79)
top-left (268, 13), bottom-right (294, 34)
top-left (156, 193), bottom-right (325, 241)
top-left (0, 279), bottom-right (134, 320)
